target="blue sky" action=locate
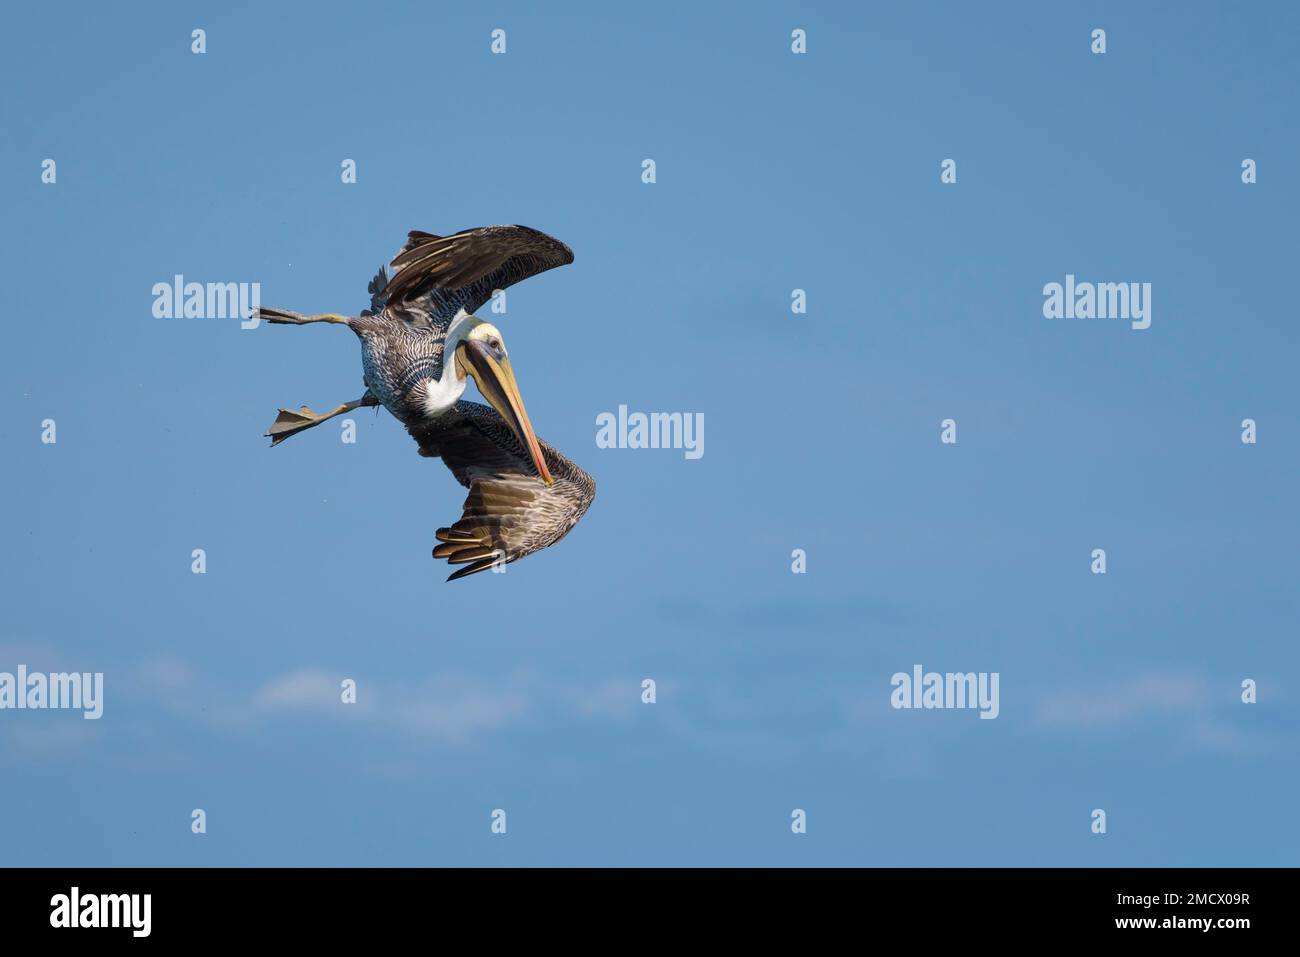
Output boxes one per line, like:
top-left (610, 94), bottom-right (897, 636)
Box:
top-left (1, 0), bottom-right (1296, 865)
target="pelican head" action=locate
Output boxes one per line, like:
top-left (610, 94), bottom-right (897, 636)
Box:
top-left (452, 319), bottom-right (554, 486)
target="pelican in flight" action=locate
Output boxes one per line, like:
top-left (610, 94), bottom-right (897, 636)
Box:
top-left (257, 225), bottom-right (595, 581)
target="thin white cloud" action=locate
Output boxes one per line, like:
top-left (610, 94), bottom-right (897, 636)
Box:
top-left (1033, 671), bottom-right (1272, 758)
top-left (245, 669), bottom-right (646, 743)
top-left (390, 679), bottom-right (530, 741)
top-left (569, 678), bottom-right (641, 721)
top-left (253, 668), bottom-right (347, 714)
top-left (1036, 672), bottom-right (1205, 728)
top-left (0, 722), bottom-right (101, 765)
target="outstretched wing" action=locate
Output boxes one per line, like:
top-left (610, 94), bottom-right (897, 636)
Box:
top-left (409, 401), bottom-right (596, 581)
top-left (376, 225), bottom-right (574, 327)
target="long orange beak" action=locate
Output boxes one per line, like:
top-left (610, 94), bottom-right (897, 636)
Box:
top-left (457, 341), bottom-right (554, 485)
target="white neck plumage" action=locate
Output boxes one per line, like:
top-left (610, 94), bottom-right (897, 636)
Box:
top-left (420, 309), bottom-right (482, 419)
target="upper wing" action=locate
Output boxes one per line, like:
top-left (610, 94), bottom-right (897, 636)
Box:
top-left (359, 265), bottom-right (388, 316)
top-left (377, 225), bottom-right (574, 327)
top-left (409, 401), bottom-right (596, 581)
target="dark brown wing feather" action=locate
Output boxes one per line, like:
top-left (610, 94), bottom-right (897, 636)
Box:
top-left (408, 401), bottom-right (595, 581)
top-left (376, 225), bottom-right (574, 327)
top-left (359, 265), bottom-right (389, 316)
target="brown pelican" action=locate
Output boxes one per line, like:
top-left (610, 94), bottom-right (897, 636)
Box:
top-left (257, 225), bottom-right (595, 580)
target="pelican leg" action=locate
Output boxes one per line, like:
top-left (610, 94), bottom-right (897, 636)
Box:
top-left (255, 307), bottom-right (351, 326)
top-left (265, 393), bottom-right (378, 446)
